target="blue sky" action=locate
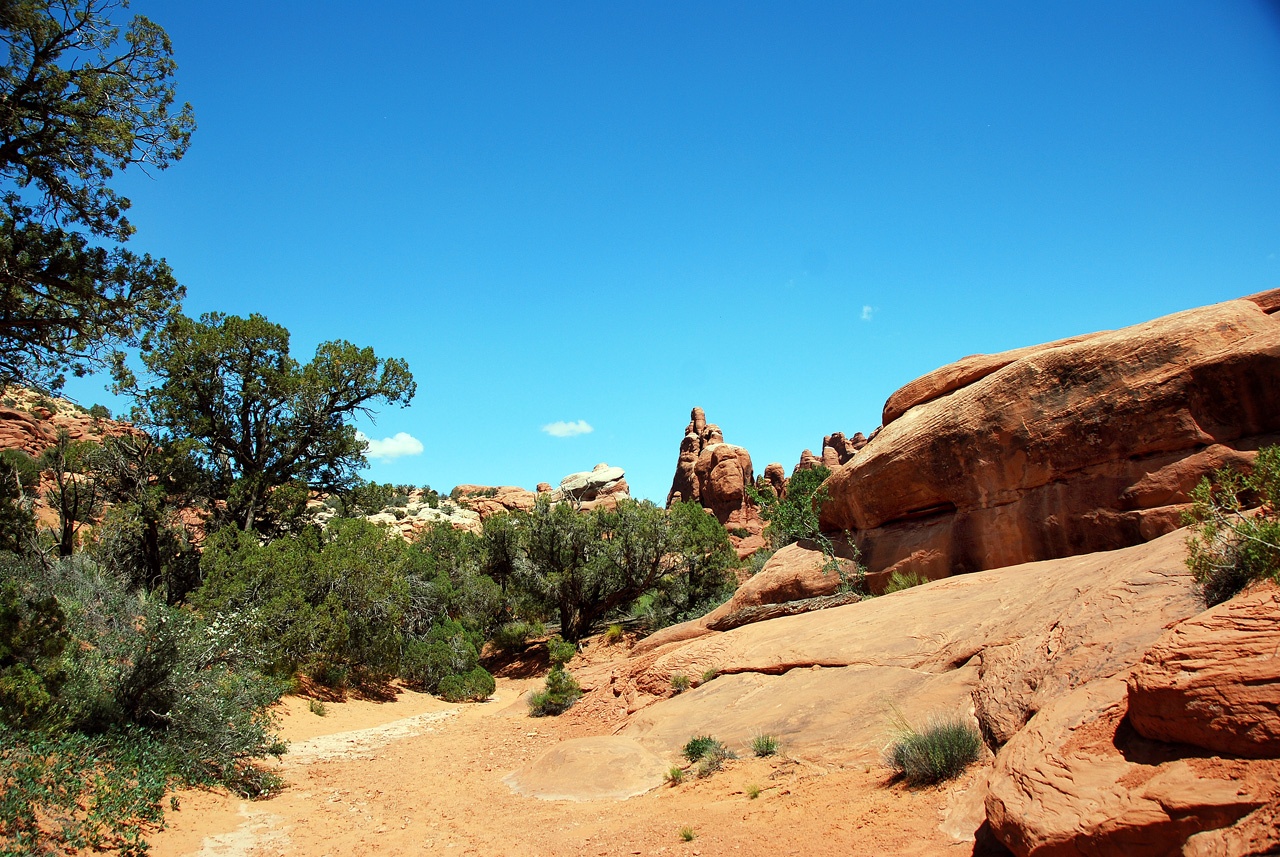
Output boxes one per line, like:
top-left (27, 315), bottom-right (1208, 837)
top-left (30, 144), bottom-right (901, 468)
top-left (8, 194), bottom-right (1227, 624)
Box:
top-left (63, 1), bottom-right (1280, 502)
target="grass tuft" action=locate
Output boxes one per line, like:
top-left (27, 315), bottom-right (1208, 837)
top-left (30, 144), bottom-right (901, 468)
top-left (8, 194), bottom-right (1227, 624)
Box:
top-left (664, 765), bottom-right (684, 785)
top-left (749, 733), bottom-right (779, 757)
top-left (887, 715), bottom-right (982, 785)
top-left (308, 698), bottom-right (327, 717)
top-left (746, 783), bottom-right (761, 799)
top-left (670, 673), bottom-right (691, 694)
top-left (679, 826), bottom-right (696, 842)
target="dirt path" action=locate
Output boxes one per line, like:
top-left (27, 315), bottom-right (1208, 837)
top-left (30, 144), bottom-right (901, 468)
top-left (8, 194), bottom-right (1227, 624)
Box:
top-left (149, 678), bottom-right (980, 857)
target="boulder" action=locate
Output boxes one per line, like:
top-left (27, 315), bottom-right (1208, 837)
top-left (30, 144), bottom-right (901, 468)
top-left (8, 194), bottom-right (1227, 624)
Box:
top-left (762, 462), bottom-right (787, 499)
top-left (554, 462), bottom-right (629, 506)
top-left (985, 678), bottom-right (1277, 857)
top-left (1127, 583), bottom-right (1280, 759)
top-left (820, 290), bottom-right (1280, 578)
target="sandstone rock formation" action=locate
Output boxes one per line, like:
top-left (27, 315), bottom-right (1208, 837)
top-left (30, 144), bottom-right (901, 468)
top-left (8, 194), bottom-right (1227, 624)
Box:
top-left (0, 387), bottom-right (140, 457)
top-left (453, 484), bottom-right (539, 518)
top-left (664, 408), bottom-right (764, 552)
top-left (552, 463), bottom-right (630, 510)
top-left (1127, 582), bottom-right (1280, 759)
top-left (761, 462), bottom-right (787, 499)
top-left (819, 290), bottom-right (1280, 579)
top-left (794, 430), bottom-right (867, 474)
top-left (558, 528), bottom-right (1278, 853)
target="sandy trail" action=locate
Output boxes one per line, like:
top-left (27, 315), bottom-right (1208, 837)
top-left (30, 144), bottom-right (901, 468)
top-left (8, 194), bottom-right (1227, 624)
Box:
top-left (149, 677), bottom-right (979, 857)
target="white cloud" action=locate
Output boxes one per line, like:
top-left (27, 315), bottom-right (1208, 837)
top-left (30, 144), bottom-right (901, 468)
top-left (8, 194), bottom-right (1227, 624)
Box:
top-left (861, 305), bottom-right (874, 321)
top-left (542, 419), bottom-right (594, 438)
top-left (356, 430), bottom-right (424, 460)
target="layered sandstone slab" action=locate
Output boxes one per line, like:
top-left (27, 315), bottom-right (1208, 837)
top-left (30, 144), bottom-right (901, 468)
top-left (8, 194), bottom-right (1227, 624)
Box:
top-left (985, 678), bottom-right (1277, 857)
top-left (571, 529), bottom-right (1199, 767)
top-left (1128, 583), bottom-right (1280, 759)
top-left (820, 291), bottom-right (1280, 578)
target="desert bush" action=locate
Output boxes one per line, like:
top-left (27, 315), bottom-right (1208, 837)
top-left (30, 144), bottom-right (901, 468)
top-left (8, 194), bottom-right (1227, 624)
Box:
top-left (437, 667), bottom-right (496, 702)
top-left (887, 716), bottom-right (982, 786)
top-left (670, 673), bottom-right (691, 694)
top-left (884, 569), bottom-right (928, 594)
top-left (489, 619), bottom-right (545, 652)
top-left (746, 783), bottom-right (761, 799)
top-left (1184, 445), bottom-right (1280, 605)
top-left (696, 742), bottom-right (735, 777)
top-left (400, 619), bottom-right (483, 694)
top-left (196, 519), bottom-right (410, 682)
top-left (700, 668), bottom-right (719, 684)
top-left (604, 623), bottom-right (624, 644)
top-left (664, 765), bottom-right (684, 785)
top-left (747, 466), bottom-right (830, 549)
top-left (0, 551), bottom-right (286, 857)
top-left (749, 733), bottom-right (779, 757)
top-left (528, 666), bottom-right (581, 717)
top-left (309, 699), bottom-right (327, 717)
top-left (682, 734), bottom-right (720, 762)
top-left (0, 725), bottom-right (167, 857)
top-left (547, 634), bottom-right (576, 668)
top-left (679, 826), bottom-right (696, 841)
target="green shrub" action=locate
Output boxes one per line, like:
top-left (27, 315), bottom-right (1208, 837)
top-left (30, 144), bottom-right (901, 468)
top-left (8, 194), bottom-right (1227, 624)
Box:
top-left (884, 570), bottom-right (928, 594)
top-left (679, 826), bottom-right (696, 842)
top-left (1185, 445), bottom-right (1280, 605)
top-left (664, 765), bottom-right (684, 785)
top-left (437, 667), bottom-right (496, 702)
top-left (682, 734), bottom-right (719, 762)
top-left (670, 673), bottom-right (691, 694)
top-left (0, 552), bottom-right (286, 828)
top-left (309, 699), bottom-right (327, 717)
top-left (528, 666), bottom-right (580, 717)
top-left (490, 619), bottom-right (544, 652)
top-left (746, 783), bottom-right (761, 799)
top-left (700, 668), bottom-right (719, 684)
top-left (547, 635), bottom-right (576, 668)
top-left (749, 733), bottom-right (779, 757)
top-left (0, 725), bottom-right (167, 857)
top-left (887, 716), bottom-right (982, 786)
top-left (604, 623), bottom-right (624, 645)
top-left (196, 520), bottom-right (412, 682)
top-left (400, 619), bottom-right (483, 694)
top-left (88, 404), bottom-right (112, 420)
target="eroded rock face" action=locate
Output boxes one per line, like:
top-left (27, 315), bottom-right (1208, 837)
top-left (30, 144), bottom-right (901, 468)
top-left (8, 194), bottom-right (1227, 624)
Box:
top-left (552, 462), bottom-right (630, 510)
top-left (820, 291), bottom-right (1280, 578)
top-left (0, 387), bottom-right (140, 457)
top-left (762, 462), bottom-right (787, 499)
top-left (453, 485), bottom-right (538, 518)
top-left (1127, 583), bottom-right (1280, 759)
top-left (570, 529), bottom-right (1200, 766)
top-left (985, 678), bottom-right (1277, 857)
top-left (664, 408), bottom-right (764, 542)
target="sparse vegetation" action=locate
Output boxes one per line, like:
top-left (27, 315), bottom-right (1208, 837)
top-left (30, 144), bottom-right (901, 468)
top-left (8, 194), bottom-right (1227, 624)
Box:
top-left (527, 666), bottom-right (581, 717)
top-left (1184, 445), bottom-right (1280, 605)
top-left (309, 699), bottom-right (327, 717)
top-left (604, 623), bottom-right (625, 644)
top-left (670, 673), bottom-right (691, 694)
top-left (679, 826), bottom-right (696, 842)
top-left (750, 733), bottom-right (779, 757)
top-left (665, 765), bottom-right (685, 785)
top-left (700, 667), bottom-right (719, 684)
top-left (887, 715), bottom-right (982, 786)
top-left (746, 783), bottom-right (762, 799)
top-left (884, 569), bottom-right (929, 594)
top-left (682, 735), bottom-right (718, 762)
top-left (681, 734), bottom-right (734, 776)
